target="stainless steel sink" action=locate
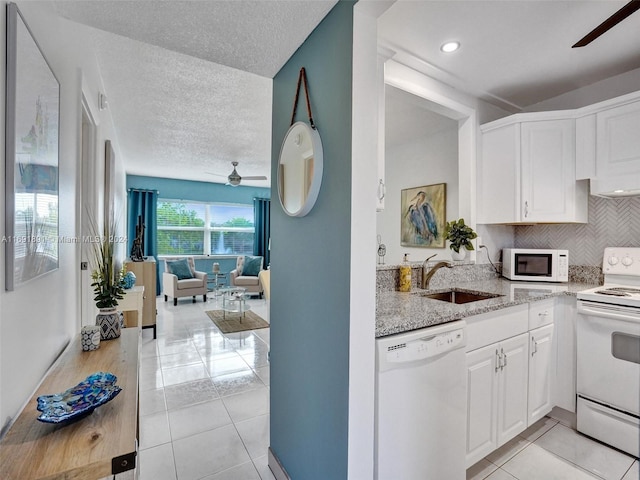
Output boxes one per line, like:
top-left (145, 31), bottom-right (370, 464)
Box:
top-left (421, 290), bottom-right (503, 304)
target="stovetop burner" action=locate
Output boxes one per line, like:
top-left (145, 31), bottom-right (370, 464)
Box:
top-left (606, 287), bottom-right (640, 294)
top-left (594, 290), bottom-right (630, 297)
top-left (577, 247), bottom-right (640, 307)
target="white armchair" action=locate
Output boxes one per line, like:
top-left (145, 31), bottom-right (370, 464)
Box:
top-left (163, 256), bottom-right (208, 306)
top-left (230, 255), bottom-right (264, 297)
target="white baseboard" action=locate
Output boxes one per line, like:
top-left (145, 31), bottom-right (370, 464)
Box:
top-left (549, 406), bottom-right (577, 429)
top-left (268, 447), bottom-right (291, 480)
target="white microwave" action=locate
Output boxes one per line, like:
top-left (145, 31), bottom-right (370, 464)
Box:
top-left (502, 248), bottom-right (569, 282)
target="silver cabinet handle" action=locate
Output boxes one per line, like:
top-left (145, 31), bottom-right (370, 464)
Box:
top-left (531, 337), bottom-right (538, 356)
top-left (524, 201), bottom-right (529, 218)
top-left (538, 311), bottom-right (548, 317)
top-left (495, 349), bottom-right (501, 372)
top-left (501, 348), bottom-right (506, 370)
top-left (378, 179), bottom-right (385, 201)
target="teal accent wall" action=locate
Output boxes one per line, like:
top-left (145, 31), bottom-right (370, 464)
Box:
top-left (270, 2), bottom-right (354, 479)
top-left (126, 175), bottom-right (270, 288)
top-left (126, 175), bottom-right (270, 205)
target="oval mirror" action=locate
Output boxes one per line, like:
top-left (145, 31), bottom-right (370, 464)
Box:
top-left (278, 121), bottom-right (323, 217)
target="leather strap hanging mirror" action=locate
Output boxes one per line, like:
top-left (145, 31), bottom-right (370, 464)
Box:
top-left (278, 67), bottom-right (324, 217)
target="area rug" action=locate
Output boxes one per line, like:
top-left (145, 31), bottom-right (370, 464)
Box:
top-left (205, 310), bottom-right (269, 334)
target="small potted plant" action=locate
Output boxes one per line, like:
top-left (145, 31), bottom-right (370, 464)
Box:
top-left (444, 218), bottom-right (477, 261)
top-left (90, 217), bottom-right (126, 340)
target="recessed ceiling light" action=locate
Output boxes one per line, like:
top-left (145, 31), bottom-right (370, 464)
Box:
top-left (441, 41), bottom-right (460, 53)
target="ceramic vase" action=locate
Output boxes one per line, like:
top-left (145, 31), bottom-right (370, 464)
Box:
top-left (450, 248), bottom-right (467, 261)
top-left (97, 308), bottom-right (120, 340)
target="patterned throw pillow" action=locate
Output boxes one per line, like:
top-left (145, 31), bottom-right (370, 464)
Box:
top-left (167, 259), bottom-right (194, 280)
top-left (242, 256), bottom-right (263, 276)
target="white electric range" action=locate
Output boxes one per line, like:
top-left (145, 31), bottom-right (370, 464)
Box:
top-left (576, 247), bottom-right (640, 458)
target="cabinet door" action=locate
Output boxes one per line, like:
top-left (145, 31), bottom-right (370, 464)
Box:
top-left (528, 324), bottom-right (555, 426)
top-left (376, 50), bottom-right (387, 212)
top-left (465, 343), bottom-right (499, 467)
top-left (597, 100), bottom-right (640, 177)
top-left (479, 123), bottom-right (520, 223)
top-left (521, 120), bottom-right (578, 222)
top-left (497, 333), bottom-right (529, 446)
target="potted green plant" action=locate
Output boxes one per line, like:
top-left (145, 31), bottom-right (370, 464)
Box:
top-left (89, 217), bottom-right (125, 340)
top-left (444, 218), bottom-right (477, 261)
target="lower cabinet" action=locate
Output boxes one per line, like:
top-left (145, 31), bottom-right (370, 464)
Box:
top-left (528, 324), bottom-right (555, 426)
top-left (466, 333), bottom-right (529, 467)
top-left (465, 299), bottom-right (557, 468)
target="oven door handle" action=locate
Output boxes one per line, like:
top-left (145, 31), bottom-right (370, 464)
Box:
top-left (578, 301), bottom-right (640, 322)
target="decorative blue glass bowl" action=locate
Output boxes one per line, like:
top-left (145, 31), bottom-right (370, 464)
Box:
top-left (123, 271), bottom-right (136, 289)
top-left (36, 372), bottom-right (122, 424)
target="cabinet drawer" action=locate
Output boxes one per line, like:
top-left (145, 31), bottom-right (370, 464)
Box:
top-left (529, 299), bottom-right (555, 330)
top-left (465, 304), bottom-right (529, 352)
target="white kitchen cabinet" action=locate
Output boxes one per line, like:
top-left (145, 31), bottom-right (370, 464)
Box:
top-left (479, 116), bottom-right (588, 224)
top-left (591, 98), bottom-right (640, 196)
top-left (376, 47), bottom-right (394, 212)
top-left (497, 333), bottom-right (530, 444)
top-left (597, 99), bottom-right (640, 177)
top-left (466, 332), bottom-right (529, 467)
top-left (466, 343), bottom-right (499, 465)
top-left (528, 323), bottom-right (555, 426)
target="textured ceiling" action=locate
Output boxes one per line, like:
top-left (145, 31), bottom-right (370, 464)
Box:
top-left (90, 29), bottom-right (274, 185)
top-left (54, 0), bottom-right (338, 78)
top-left (52, 0), bottom-right (337, 185)
top-left (47, 1), bottom-right (640, 185)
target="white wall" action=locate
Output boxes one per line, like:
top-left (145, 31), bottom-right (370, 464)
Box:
top-left (377, 123), bottom-right (458, 264)
top-left (524, 67), bottom-right (640, 112)
top-left (0, 2), bottom-right (126, 432)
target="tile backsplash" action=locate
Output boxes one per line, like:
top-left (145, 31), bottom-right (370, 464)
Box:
top-left (514, 195), bottom-right (640, 266)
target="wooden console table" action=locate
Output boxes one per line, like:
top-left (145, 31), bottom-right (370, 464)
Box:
top-left (0, 328), bottom-right (140, 479)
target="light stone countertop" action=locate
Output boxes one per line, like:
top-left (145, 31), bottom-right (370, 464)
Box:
top-left (376, 278), bottom-right (597, 338)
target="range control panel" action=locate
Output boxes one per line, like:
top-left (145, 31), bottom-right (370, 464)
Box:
top-left (603, 247), bottom-right (640, 276)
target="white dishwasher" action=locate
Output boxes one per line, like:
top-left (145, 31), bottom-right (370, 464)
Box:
top-left (375, 320), bottom-right (467, 480)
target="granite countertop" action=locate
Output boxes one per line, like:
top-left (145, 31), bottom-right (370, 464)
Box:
top-left (376, 278), bottom-right (597, 338)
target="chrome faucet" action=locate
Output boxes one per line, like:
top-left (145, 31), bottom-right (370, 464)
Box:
top-left (422, 254), bottom-right (453, 289)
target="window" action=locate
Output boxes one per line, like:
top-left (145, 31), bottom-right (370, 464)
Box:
top-left (157, 200), bottom-right (254, 256)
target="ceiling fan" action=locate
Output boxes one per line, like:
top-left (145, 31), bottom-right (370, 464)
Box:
top-left (572, 0), bottom-right (640, 48)
top-left (207, 161), bottom-right (267, 187)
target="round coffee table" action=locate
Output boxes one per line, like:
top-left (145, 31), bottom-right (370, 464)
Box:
top-left (219, 287), bottom-right (251, 320)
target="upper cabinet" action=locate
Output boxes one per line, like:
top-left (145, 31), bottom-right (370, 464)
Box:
top-left (581, 94), bottom-right (640, 196)
top-left (479, 115), bottom-right (588, 224)
top-left (376, 47), bottom-right (395, 212)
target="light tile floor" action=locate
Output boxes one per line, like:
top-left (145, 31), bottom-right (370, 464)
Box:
top-left (467, 417), bottom-right (639, 480)
top-left (138, 294), bottom-right (275, 480)
top-left (139, 295), bottom-right (639, 480)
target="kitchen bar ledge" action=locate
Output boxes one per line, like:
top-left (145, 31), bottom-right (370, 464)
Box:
top-left (376, 278), bottom-right (597, 337)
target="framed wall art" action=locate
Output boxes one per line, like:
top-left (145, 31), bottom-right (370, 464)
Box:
top-left (5, 3), bottom-right (60, 290)
top-left (401, 183), bottom-right (446, 248)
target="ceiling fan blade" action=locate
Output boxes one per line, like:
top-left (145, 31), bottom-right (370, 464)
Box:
top-left (572, 0), bottom-right (640, 48)
top-left (241, 176), bottom-right (268, 181)
top-left (205, 171), bottom-right (227, 178)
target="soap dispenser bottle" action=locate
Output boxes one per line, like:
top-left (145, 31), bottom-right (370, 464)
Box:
top-left (399, 253), bottom-right (412, 292)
